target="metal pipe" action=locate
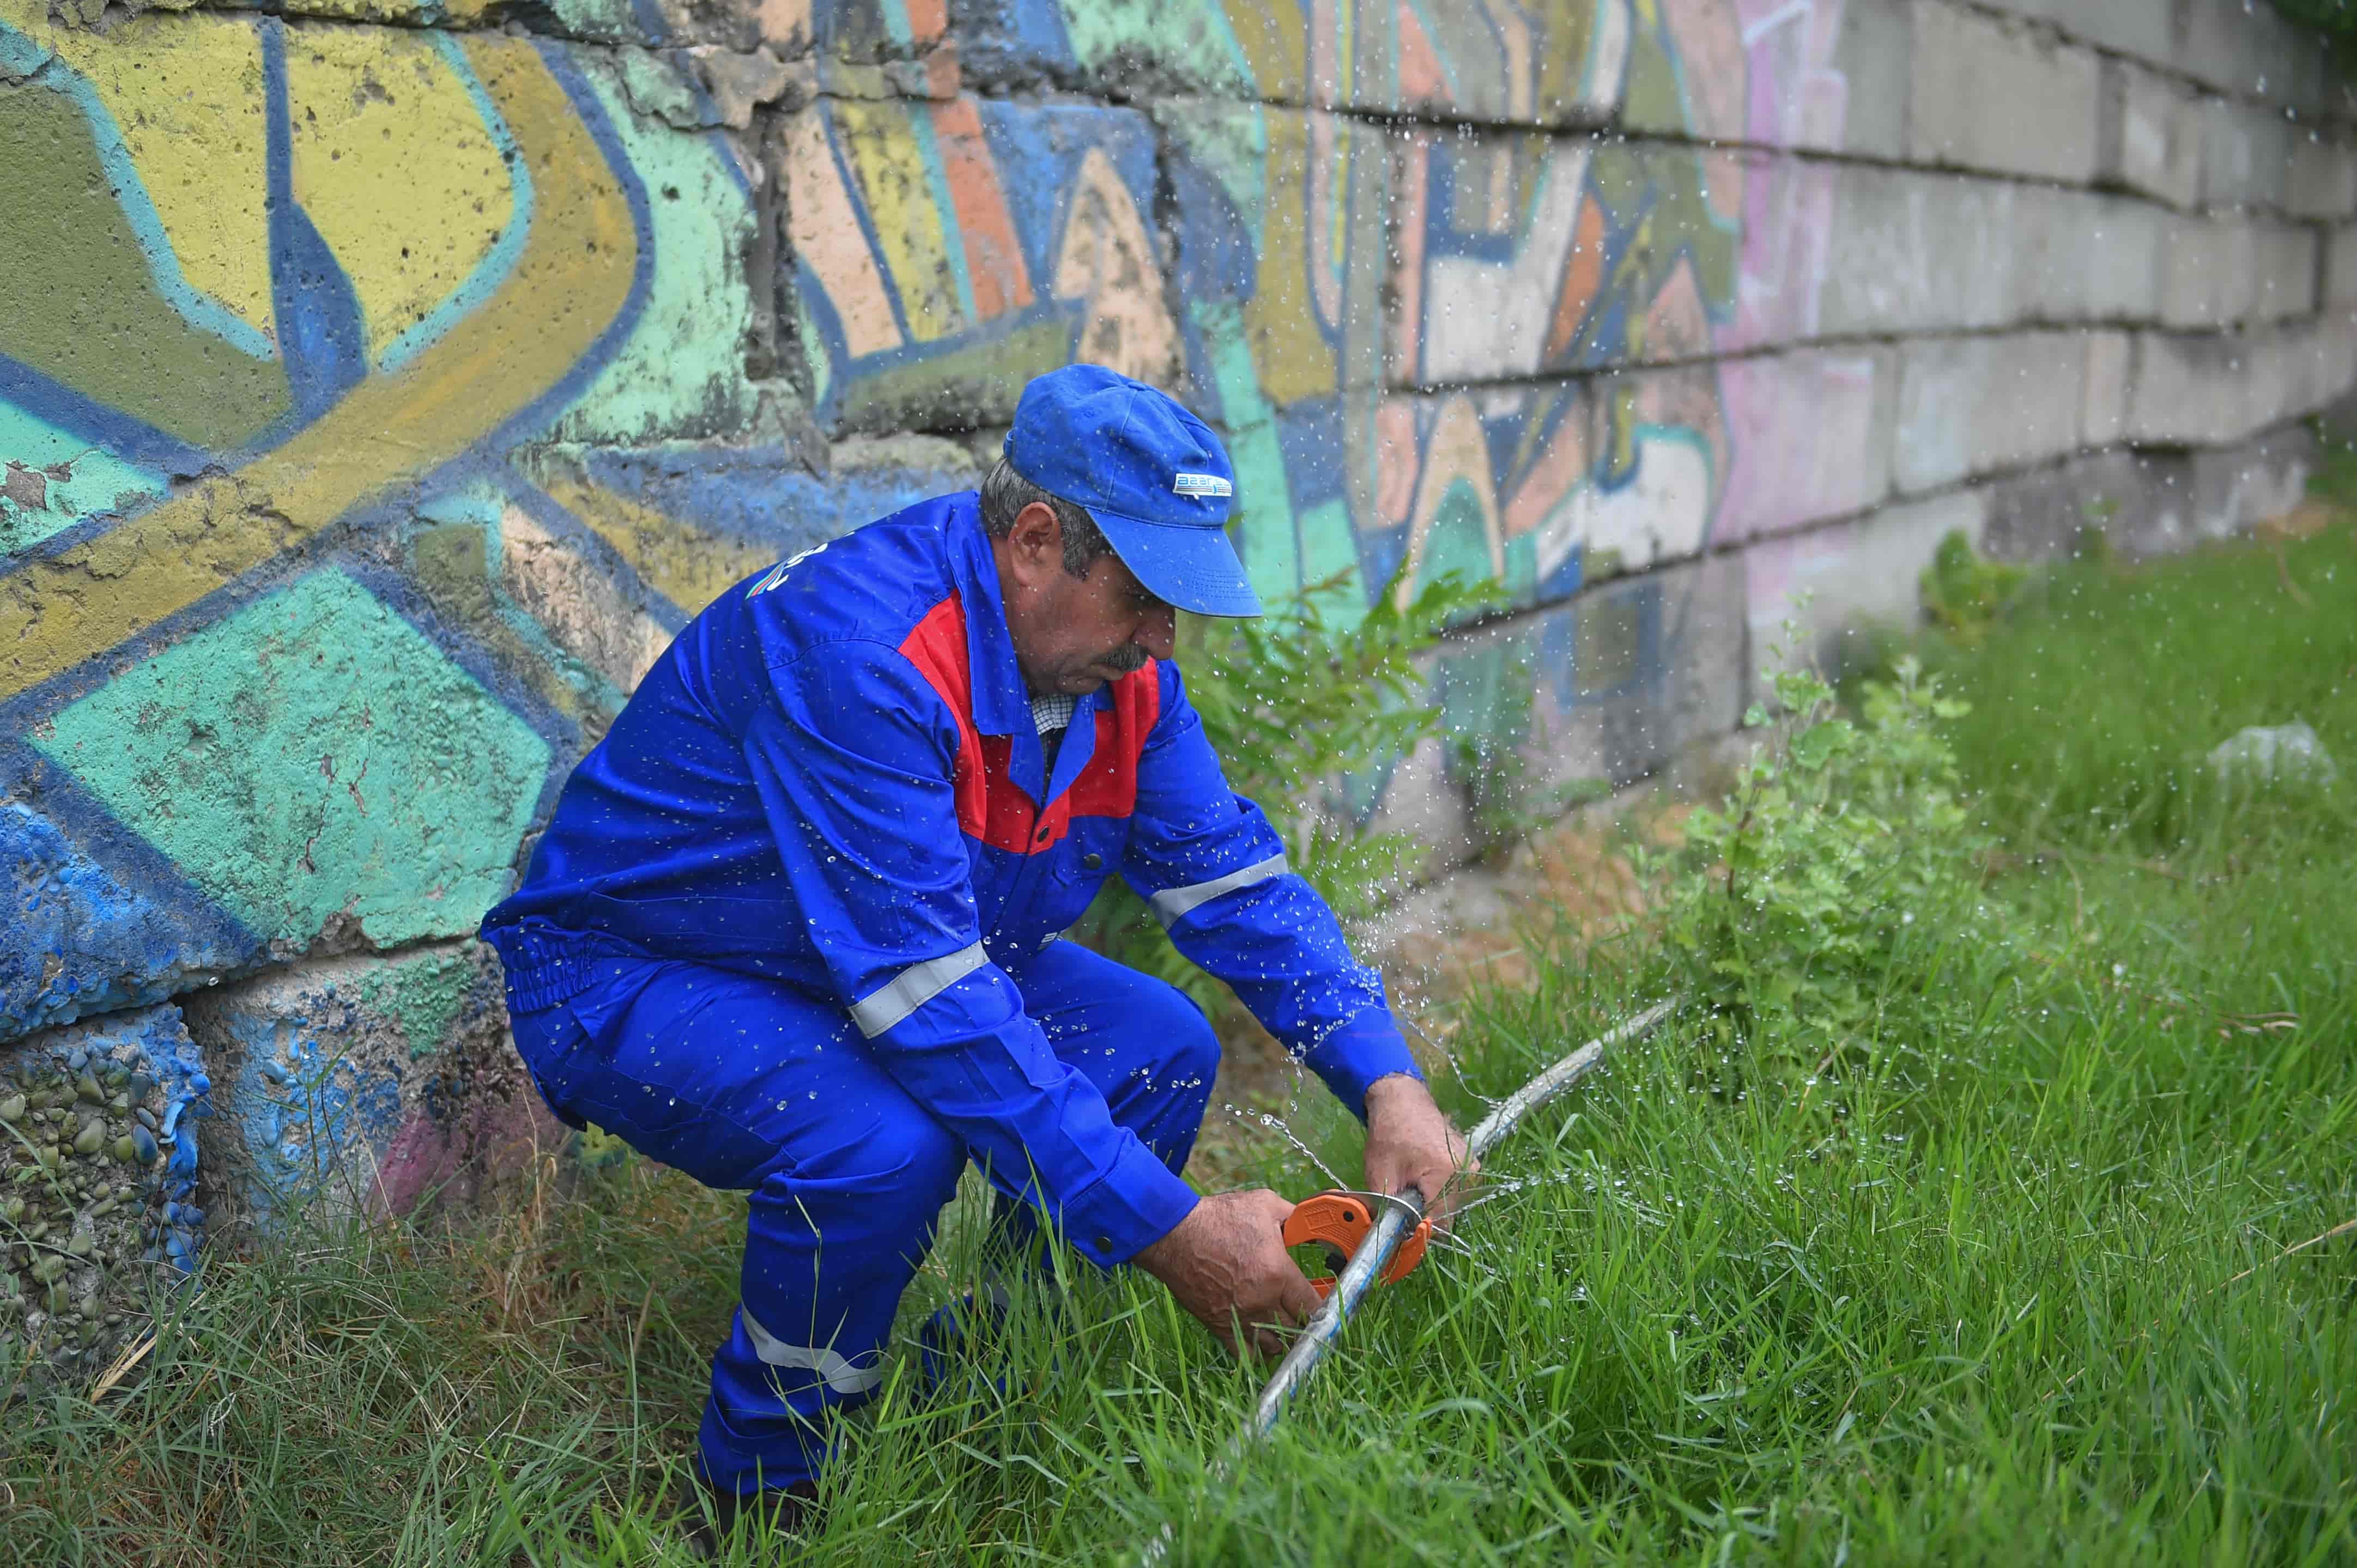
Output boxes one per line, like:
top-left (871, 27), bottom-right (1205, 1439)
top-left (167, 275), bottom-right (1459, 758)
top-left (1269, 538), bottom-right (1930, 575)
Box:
top-left (1140, 998), bottom-right (1677, 1564)
top-left (1247, 997), bottom-right (1677, 1436)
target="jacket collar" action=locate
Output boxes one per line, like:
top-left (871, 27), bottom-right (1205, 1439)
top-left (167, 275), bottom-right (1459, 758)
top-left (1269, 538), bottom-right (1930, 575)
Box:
top-left (946, 498), bottom-right (1102, 806)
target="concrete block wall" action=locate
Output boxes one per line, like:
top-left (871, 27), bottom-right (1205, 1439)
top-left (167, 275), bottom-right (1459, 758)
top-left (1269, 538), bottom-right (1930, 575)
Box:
top-left (3, 0), bottom-right (2353, 1364)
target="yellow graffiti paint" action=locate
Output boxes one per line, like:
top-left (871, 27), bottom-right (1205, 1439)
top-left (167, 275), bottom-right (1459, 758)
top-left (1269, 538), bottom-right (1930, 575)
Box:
top-left (537, 476), bottom-right (774, 619)
top-left (285, 27), bottom-right (516, 366)
top-left (6, 0), bottom-right (276, 344)
top-left (831, 99), bottom-right (967, 344)
top-left (0, 37), bottom-right (636, 703)
top-left (1220, 0), bottom-right (1306, 104)
top-left (1242, 113), bottom-right (1337, 405)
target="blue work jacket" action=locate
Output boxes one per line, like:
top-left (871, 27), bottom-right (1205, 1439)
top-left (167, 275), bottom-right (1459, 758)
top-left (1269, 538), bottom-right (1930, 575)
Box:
top-left (480, 493), bottom-right (1419, 1267)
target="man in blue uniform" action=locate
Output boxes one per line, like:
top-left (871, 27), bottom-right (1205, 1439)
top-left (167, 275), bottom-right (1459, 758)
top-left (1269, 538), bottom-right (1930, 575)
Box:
top-left (480, 365), bottom-right (1473, 1528)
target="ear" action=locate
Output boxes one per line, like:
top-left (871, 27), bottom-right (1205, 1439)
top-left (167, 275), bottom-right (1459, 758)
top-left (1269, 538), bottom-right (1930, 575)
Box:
top-left (1002, 500), bottom-right (1064, 588)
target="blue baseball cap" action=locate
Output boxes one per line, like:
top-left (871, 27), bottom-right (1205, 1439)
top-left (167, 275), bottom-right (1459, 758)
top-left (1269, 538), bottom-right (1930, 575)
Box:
top-left (1003, 364), bottom-right (1263, 618)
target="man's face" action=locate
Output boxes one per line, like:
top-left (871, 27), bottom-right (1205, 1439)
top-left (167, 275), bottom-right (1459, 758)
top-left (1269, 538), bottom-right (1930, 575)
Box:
top-left (993, 502), bottom-right (1179, 695)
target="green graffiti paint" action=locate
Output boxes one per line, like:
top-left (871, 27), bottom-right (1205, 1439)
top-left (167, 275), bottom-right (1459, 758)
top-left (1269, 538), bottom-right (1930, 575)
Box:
top-left (1188, 298), bottom-right (1298, 599)
top-left (1061, 0), bottom-right (1251, 98)
top-left (33, 568), bottom-right (552, 946)
top-left (547, 62), bottom-right (762, 444)
top-left (347, 949), bottom-right (476, 1059)
top-left (409, 519), bottom-right (604, 727)
top-left (832, 314), bottom-right (1071, 434)
top-left (0, 83), bottom-right (292, 451)
top-left (0, 404), bottom-right (166, 555)
top-left (1295, 499), bottom-right (1366, 622)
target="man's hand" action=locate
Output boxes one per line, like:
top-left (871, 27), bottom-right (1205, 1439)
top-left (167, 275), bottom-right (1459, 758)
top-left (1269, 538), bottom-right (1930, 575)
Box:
top-left (1133, 1189), bottom-right (1322, 1359)
top-left (1362, 1074), bottom-right (1479, 1229)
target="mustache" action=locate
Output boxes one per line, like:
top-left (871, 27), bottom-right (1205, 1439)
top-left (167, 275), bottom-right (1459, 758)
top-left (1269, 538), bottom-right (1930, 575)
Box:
top-left (1099, 644), bottom-right (1151, 674)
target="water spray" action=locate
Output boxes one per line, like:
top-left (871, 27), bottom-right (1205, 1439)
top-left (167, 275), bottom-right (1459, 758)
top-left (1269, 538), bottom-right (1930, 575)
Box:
top-left (1142, 998), bottom-right (1680, 1563)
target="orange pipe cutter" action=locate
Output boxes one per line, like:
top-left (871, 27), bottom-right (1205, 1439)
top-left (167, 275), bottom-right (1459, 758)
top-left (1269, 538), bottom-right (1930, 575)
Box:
top-left (1282, 1189), bottom-right (1433, 1298)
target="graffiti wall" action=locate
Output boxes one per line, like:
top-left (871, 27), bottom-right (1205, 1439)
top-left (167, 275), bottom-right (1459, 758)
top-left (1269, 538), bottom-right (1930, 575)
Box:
top-left (4, 0), bottom-right (2353, 1366)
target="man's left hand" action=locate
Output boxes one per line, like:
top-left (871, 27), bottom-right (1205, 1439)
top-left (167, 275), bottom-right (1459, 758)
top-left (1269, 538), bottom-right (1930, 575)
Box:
top-left (1361, 1074), bottom-right (1478, 1229)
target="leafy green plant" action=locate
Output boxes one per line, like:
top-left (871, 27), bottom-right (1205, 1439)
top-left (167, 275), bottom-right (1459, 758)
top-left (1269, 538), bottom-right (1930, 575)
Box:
top-left (1072, 568), bottom-right (1496, 1010)
top-left (1652, 655), bottom-right (1999, 1080)
top-left (1918, 528), bottom-right (2026, 643)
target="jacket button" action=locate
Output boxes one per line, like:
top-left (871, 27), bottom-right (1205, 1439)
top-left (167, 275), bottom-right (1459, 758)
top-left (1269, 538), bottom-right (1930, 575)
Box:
top-left (1034, 823), bottom-right (1050, 842)
top-left (1083, 853), bottom-right (1103, 870)
top-left (1094, 1235), bottom-right (1114, 1254)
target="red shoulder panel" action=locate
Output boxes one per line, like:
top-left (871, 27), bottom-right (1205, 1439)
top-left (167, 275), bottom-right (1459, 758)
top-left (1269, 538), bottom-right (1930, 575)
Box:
top-left (896, 597), bottom-right (986, 838)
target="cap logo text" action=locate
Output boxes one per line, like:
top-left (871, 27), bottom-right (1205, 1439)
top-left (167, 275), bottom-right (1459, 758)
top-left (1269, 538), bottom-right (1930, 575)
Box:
top-left (1172, 472), bottom-right (1232, 499)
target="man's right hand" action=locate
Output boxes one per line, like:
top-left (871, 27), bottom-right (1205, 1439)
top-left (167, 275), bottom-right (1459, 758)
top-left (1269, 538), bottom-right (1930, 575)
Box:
top-left (1132, 1189), bottom-right (1321, 1359)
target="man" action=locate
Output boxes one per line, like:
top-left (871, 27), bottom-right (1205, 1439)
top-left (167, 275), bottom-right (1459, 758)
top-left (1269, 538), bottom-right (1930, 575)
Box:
top-left (478, 364), bottom-right (1473, 1529)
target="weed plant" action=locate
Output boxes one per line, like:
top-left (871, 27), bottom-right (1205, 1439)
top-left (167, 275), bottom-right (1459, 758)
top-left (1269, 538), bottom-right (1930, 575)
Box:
top-left (3, 533), bottom-right (2352, 1564)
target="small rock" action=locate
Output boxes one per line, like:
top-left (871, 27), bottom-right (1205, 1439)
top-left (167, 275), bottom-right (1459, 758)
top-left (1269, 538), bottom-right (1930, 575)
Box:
top-left (2209, 721), bottom-right (2338, 787)
top-left (111, 1136), bottom-right (138, 1164)
top-left (76, 1074), bottom-right (104, 1105)
top-left (0, 1095), bottom-right (22, 1123)
top-left (73, 1121), bottom-right (105, 1156)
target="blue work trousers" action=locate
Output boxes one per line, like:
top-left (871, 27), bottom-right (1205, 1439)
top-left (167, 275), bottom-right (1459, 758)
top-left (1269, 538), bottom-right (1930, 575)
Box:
top-left (504, 936), bottom-right (1219, 1496)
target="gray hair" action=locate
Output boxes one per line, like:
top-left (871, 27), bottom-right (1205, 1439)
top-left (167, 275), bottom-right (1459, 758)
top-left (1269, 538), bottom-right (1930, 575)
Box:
top-left (979, 457), bottom-right (1114, 579)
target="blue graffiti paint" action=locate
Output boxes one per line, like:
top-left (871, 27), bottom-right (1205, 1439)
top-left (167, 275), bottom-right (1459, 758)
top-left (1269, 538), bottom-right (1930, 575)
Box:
top-left (262, 20), bottom-right (370, 422)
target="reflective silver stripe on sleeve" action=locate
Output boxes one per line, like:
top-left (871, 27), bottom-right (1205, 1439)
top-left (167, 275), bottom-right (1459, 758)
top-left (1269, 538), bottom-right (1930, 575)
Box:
top-left (740, 1306), bottom-right (884, 1395)
top-left (1149, 853), bottom-right (1290, 928)
top-left (849, 941), bottom-right (988, 1038)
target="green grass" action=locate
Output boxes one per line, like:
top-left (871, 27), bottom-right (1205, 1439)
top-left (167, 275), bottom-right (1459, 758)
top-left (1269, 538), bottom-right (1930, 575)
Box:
top-left (5, 530), bottom-right (2354, 1565)
top-left (1929, 522), bottom-right (2357, 852)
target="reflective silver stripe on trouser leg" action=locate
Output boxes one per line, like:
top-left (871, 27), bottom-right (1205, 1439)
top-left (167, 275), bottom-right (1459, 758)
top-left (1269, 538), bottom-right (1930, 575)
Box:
top-left (849, 941), bottom-right (989, 1038)
top-left (1148, 853), bottom-right (1290, 928)
top-left (740, 1306), bottom-right (886, 1396)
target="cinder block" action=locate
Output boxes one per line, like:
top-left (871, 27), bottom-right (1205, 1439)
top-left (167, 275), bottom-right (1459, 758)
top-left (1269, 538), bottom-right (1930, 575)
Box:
top-left (1, 795), bottom-right (253, 1043)
top-left (2127, 331), bottom-right (2261, 445)
top-left (180, 944), bottom-right (558, 1232)
top-left (773, 95), bottom-right (1165, 434)
top-left (1743, 492), bottom-right (1987, 683)
top-left (1910, 3), bottom-right (2100, 184)
top-left (2189, 423), bottom-right (2319, 538)
top-left (1974, 0), bottom-right (2175, 70)
top-left (2178, 0), bottom-right (2310, 104)
top-left (0, 1005), bottom-right (213, 1381)
top-left (2077, 194), bottom-right (2168, 320)
top-left (2014, 186), bottom-right (2166, 324)
top-left (1625, 0), bottom-right (1907, 159)
top-left (2159, 214), bottom-right (2259, 327)
top-left (2329, 226), bottom-right (2357, 305)
top-left (2251, 224), bottom-right (2320, 323)
top-left (1817, 166), bottom-right (2020, 340)
top-left (2098, 58), bottom-right (2203, 209)
top-left (959, 0), bottom-right (1622, 126)
top-left (1718, 346), bottom-right (1900, 543)
top-left (1980, 447), bottom-right (2199, 560)
top-left (2288, 130), bottom-right (2357, 221)
top-left (2082, 329), bottom-right (2133, 446)
top-left (1383, 129), bottom-right (1746, 382)
top-left (2199, 96), bottom-right (2291, 212)
top-left (1893, 332), bottom-right (2089, 494)
top-left (1468, 553), bottom-right (1747, 797)
top-left (2127, 323), bottom-right (2357, 445)
top-left (1363, 554), bottom-right (1746, 850)
top-left (265, 0), bottom-right (757, 48)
